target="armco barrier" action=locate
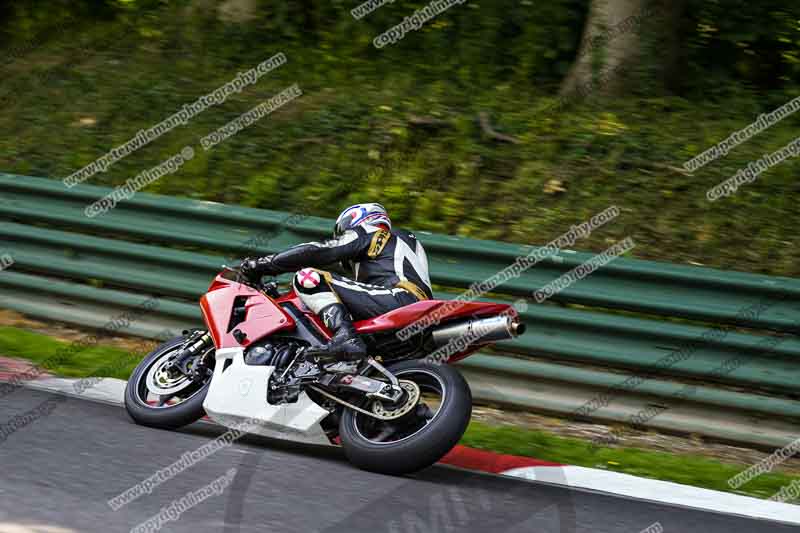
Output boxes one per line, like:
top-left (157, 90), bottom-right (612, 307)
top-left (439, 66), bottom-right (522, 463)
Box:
top-left (1, 174), bottom-right (799, 448)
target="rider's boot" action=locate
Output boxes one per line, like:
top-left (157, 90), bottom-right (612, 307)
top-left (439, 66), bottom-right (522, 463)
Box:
top-left (304, 303), bottom-right (367, 363)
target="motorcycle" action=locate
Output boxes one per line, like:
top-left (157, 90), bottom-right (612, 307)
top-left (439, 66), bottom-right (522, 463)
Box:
top-left (124, 267), bottom-right (526, 475)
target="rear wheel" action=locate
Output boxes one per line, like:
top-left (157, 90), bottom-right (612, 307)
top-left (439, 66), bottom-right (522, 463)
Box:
top-left (338, 360), bottom-right (472, 475)
top-left (124, 335), bottom-right (213, 430)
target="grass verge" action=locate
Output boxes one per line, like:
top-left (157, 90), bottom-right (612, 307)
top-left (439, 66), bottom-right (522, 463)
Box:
top-left (0, 325), bottom-right (796, 502)
top-left (0, 326), bottom-right (152, 380)
top-left (461, 422), bottom-right (795, 502)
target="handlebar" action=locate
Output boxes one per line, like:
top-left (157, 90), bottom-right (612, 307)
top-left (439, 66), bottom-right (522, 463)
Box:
top-left (220, 264), bottom-right (281, 297)
top-left (221, 264), bottom-right (252, 287)
top-left (221, 264), bottom-right (242, 274)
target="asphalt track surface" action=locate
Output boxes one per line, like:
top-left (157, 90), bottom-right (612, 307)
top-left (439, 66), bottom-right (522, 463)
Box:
top-left (0, 388), bottom-right (795, 533)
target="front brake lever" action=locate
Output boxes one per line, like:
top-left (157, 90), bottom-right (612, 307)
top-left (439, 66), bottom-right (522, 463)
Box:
top-left (222, 264), bottom-right (247, 285)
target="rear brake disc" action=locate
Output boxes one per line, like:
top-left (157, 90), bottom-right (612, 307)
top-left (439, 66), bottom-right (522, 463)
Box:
top-left (370, 380), bottom-right (421, 420)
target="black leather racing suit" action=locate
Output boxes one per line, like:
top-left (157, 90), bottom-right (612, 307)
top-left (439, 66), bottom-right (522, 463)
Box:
top-left (252, 224), bottom-right (433, 321)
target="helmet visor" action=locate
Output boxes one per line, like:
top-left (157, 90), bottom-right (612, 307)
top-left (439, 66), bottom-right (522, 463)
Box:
top-left (333, 220), bottom-right (346, 239)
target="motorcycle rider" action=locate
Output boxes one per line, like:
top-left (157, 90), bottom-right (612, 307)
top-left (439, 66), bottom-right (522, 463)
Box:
top-left (241, 203), bottom-right (432, 362)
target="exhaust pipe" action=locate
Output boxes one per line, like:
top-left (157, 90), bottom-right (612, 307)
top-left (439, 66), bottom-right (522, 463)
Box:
top-left (431, 315), bottom-right (526, 348)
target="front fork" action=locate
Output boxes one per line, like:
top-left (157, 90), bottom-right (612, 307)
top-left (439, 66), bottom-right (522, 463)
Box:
top-left (170, 329), bottom-right (213, 380)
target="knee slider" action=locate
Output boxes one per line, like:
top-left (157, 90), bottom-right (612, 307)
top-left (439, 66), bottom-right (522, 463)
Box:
top-left (294, 268), bottom-right (323, 293)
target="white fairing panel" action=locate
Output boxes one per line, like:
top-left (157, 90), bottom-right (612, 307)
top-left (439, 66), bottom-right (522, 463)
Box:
top-left (203, 347), bottom-right (332, 445)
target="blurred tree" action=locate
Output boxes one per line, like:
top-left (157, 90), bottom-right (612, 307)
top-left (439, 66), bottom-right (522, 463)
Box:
top-left (560, 0), bottom-right (685, 96)
top-left (218, 0), bottom-right (258, 23)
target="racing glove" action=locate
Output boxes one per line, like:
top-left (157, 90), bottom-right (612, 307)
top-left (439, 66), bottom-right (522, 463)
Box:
top-left (240, 255), bottom-right (280, 281)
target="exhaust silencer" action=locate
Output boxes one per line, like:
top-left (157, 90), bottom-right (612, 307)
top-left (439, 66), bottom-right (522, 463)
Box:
top-left (431, 315), bottom-right (526, 348)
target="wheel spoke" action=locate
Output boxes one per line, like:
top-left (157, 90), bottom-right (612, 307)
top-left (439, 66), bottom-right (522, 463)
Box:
top-left (373, 424), bottom-right (398, 442)
top-left (418, 404), bottom-right (435, 420)
top-left (156, 394), bottom-right (173, 407)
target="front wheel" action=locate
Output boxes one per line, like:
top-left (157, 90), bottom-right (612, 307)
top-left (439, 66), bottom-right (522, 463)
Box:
top-left (124, 335), bottom-right (213, 430)
top-left (339, 360), bottom-right (472, 475)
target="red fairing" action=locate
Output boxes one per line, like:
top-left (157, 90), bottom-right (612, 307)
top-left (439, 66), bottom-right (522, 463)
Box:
top-left (200, 274), bottom-right (295, 349)
top-left (353, 300), bottom-right (514, 334)
top-left (200, 271), bottom-right (517, 364)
